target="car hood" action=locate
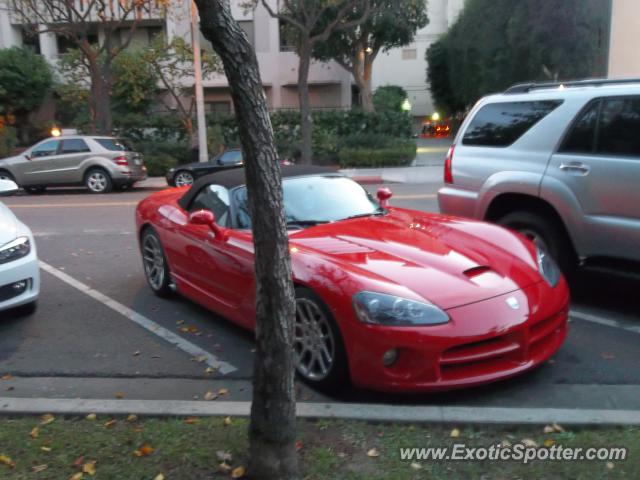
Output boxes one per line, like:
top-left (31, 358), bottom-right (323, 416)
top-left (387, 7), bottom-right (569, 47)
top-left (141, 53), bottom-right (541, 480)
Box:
top-left (289, 209), bottom-right (542, 310)
top-left (0, 202), bottom-right (19, 246)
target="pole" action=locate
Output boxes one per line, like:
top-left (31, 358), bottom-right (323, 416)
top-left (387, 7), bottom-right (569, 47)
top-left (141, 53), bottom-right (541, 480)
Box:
top-left (191, 1), bottom-right (208, 162)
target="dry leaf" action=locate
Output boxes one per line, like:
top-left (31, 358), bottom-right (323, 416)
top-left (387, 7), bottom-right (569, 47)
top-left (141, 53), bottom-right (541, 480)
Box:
top-left (126, 414), bottom-right (138, 423)
top-left (521, 438), bottom-right (538, 448)
top-left (0, 455), bottom-right (15, 468)
top-left (82, 461), bottom-right (96, 476)
top-left (194, 355), bottom-right (207, 363)
top-left (203, 391), bottom-right (218, 401)
top-left (204, 367), bottom-right (216, 374)
top-left (40, 414), bottom-right (55, 425)
top-left (86, 413), bottom-right (97, 421)
top-left (1, 374), bottom-right (13, 380)
top-left (184, 417), bottom-right (200, 425)
top-left (543, 439), bottom-right (556, 447)
top-left (450, 428), bottom-right (460, 438)
top-left (223, 416), bottom-right (232, 427)
top-left (295, 440), bottom-right (303, 451)
top-left (70, 473), bottom-right (83, 480)
top-left (154, 475), bottom-right (165, 480)
top-left (32, 464), bottom-right (48, 473)
top-left (133, 351), bottom-right (141, 356)
top-left (551, 422), bottom-right (565, 433)
top-left (104, 420), bottom-right (117, 428)
top-left (218, 462), bottom-right (232, 473)
top-left (41, 446), bottom-right (52, 453)
top-left (410, 462), bottom-right (422, 470)
top-left (218, 388), bottom-right (229, 396)
top-left (367, 448), bottom-right (380, 458)
top-left (114, 392), bottom-right (125, 399)
top-left (133, 445), bottom-right (154, 457)
top-left (30, 427), bottom-right (39, 438)
top-left (606, 462), bottom-right (614, 470)
top-left (231, 466), bottom-right (246, 478)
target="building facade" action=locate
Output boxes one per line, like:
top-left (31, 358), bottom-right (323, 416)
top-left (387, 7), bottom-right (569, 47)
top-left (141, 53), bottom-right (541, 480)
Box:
top-left (608, 0), bottom-right (638, 78)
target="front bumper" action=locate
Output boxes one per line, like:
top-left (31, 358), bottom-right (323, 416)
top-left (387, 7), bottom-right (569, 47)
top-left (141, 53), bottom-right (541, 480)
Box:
top-left (344, 279), bottom-right (569, 393)
top-left (0, 246), bottom-right (40, 312)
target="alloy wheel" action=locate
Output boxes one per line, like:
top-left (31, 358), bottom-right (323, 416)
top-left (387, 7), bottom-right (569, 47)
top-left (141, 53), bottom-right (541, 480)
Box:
top-left (293, 298), bottom-right (336, 381)
top-left (142, 234), bottom-right (165, 291)
top-left (87, 171), bottom-right (109, 193)
top-left (174, 171), bottom-right (194, 187)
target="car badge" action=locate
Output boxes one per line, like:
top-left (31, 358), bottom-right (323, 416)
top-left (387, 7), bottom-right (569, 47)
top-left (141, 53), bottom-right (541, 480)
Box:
top-left (506, 297), bottom-right (520, 310)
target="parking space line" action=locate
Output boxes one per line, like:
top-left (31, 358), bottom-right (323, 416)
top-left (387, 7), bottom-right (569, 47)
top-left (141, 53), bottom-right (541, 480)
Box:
top-left (9, 202), bottom-right (138, 208)
top-left (39, 261), bottom-right (238, 375)
top-left (570, 309), bottom-right (640, 335)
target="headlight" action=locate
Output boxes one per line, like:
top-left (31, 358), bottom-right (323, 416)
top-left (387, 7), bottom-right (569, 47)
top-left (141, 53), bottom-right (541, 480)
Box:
top-left (536, 244), bottom-right (561, 287)
top-left (353, 291), bottom-right (449, 326)
top-left (0, 236), bottom-right (31, 264)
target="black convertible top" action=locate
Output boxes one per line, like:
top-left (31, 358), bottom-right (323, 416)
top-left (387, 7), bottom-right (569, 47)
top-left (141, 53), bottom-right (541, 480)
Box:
top-left (178, 165), bottom-right (339, 210)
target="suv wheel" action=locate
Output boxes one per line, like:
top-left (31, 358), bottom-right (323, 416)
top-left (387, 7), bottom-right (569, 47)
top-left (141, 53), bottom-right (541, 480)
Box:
top-left (497, 210), bottom-right (577, 277)
top-left (85, 168), bottom-right (113, 194)
top-left (173, 170), bottom-right (194, 187)
top-left (0, 170), bottom-right (16, 183)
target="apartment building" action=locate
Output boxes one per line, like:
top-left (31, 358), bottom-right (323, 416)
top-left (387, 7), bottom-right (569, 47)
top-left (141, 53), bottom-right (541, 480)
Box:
top-left (608, 0), bottom-right (638, 78)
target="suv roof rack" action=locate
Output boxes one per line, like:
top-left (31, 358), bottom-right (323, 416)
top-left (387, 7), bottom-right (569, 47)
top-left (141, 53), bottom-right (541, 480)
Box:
top-left (504, 78), bottom-right (640, 94)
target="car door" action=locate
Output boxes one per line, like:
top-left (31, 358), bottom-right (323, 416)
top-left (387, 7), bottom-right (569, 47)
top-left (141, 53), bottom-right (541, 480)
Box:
top-left (178, 184), bottom-right (255, 322)
top-left (57, 138), bottom-right (93, 183)
top-left (19, 139), bottom-right (61, 185)
top-left (546, 96), bottom-right (640, 261)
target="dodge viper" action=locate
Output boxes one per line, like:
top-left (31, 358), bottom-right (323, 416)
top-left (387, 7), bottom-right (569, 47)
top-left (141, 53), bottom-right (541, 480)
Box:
top-left (135, 166), bottom-right (569, 393)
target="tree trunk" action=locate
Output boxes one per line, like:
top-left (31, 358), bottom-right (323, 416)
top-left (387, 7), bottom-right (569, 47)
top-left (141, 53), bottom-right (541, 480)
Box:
top-left (297, 40), bottom-right (313, 165)
top-left (87, 55), bottom-right (113, 134)
top-left (195, 1), bottom-right (299, 480)
top-left (352, 49), bottom-right (374, 112)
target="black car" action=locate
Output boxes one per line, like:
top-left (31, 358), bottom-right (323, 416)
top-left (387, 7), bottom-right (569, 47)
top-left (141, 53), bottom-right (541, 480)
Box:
top-left (166, 149), bottom-right (243, 187)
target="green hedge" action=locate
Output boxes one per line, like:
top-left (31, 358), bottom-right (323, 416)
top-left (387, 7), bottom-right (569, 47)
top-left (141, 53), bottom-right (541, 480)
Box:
top-left (338, 141), bottom-right (417, 168)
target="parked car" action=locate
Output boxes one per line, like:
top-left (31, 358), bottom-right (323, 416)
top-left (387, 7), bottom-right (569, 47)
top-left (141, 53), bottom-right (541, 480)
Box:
top-left (0, 136), bottom-right (147, 194)
top-left (0, 179), bottom-right (39, 315)
top-left (438, 78), bottom-right (640, 276)
top-left (136, 166), bottom-right (569, 393)
top-left (166, 149), bottom-right (244, 187)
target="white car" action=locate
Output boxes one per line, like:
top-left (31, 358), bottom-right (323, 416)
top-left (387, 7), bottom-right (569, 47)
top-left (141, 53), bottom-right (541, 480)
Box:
top-left (0, 179), bottom-right (39, 315)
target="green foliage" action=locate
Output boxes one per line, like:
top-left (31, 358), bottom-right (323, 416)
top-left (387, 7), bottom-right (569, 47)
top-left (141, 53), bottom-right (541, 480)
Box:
top-left (373, 86), bottom-right (408, 113)
top-left (427, 0), bottom-right (610, 113)
top-left (111, 49), bottom-right (157, 115)
top-left (135, 139), bottom-right (190, 176)
top-left (0, 126), bottom-right (17, 158)
top-left (0, 47), bottom-right (52, 117)
top-left (338, 141), bottom-right (417, 168)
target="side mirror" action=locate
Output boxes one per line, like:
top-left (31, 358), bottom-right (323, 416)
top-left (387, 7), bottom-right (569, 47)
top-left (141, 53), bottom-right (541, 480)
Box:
top-left (23, 153), bottom-right (31, 160)
top-left (188, 209), bottom-right (225, 240)
top-left (376, 187), bottom-right (393, 208)
top-left (0, 179), bottom-right (18, 197)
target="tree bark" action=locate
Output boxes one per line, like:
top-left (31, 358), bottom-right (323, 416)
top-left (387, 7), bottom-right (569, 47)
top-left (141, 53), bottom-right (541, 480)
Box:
top-left (352, 49), bottom-right (374, 112)
top-left (87, 54), bottom-right (113, 134)
top-left (194, 1), bottom-right (299, 479)
top-left (297, 40), bottom-right (313, 165)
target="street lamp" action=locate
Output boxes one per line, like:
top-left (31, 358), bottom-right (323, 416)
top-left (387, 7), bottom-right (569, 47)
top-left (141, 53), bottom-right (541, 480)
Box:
top-left (51, 126), bottom-right (61, 137)
top-left (191, 1), bottom-right (208, 163)
top-left (431, 112), bottom-right (440, 121)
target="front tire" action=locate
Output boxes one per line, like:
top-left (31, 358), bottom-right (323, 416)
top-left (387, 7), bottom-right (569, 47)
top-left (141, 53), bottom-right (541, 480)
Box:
top-left (173, 170), bottom-right (194, 187)
top-left (497, 210), bottom-right (577, 277)
top-left (85, 168), bottom-right (113, 194)
top-left (141, 228), bottom-right (173, 297)
top-left (0, 170), bottom-right (16, 183)
top-left (24, 186), bottom-right (46, 194)
top-left (293, 287), bottom-right (349, 392)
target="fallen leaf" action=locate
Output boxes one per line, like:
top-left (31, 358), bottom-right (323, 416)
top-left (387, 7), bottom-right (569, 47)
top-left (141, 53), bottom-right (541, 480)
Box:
top-left (367, 448), bottom-right (380, 458)
top-left (203, 391), bottom-right (218, 401)
top-left (114, 392), bottom-right (125, 399)
top-left (216, 451), bottom-right (233, 462)
top-left (1, 374), bottom-right (13, 381)
top-left (41, 446), bottom-right (52, 453)
top-left (85, 413), bottom-right (97, 421)
top-left (104, 419), bottom-right (117, 428)
top-left (231, 466), bottom-right (246, 478)
top-left (0, 454), bottom-right (15, 468)
top-left (126, 414), bottom-right (138, 423)
top-left (176, 320), bottom-right (185, 325)
top-left (184, 417), bottom-right (200, 425)
top-left (154, 475), bottom-right (165, 480)
top-left (450, 428), bottom-right (460, 438)
top-left (551, 422), bottom-right (565, 433)
top-left (133, 351), bottom-right (141, 356)
top-left (82, 461), bottom-right (96, 475)
top-left (204, 367), bottom-right (216, 375)
top-left (40, 414), bottom-right (55, 425)
top-left (543, 439), bottom-right (556, 447)
top-left (295, 440), bottom-right (303, 451)
top-left (30, 427), bottom-right (39, 438)
top-left (410, 462), bottom-right (422, 470)
top-left (218, 388), bottom-right (229, 396)
top-left (218, 462), bottom-right (232, 473)
top-left (193, 355), bottom-right (207, 363)
top-left (521, 438), bottom-right (538, 448)
top-left (69, 473), bottom-right (83, 480)
top-left (32, 464), bottom-right (48, 473)
top-left (73, 456), bottom-right (84, 468)
top-left (606, 462), bottom-right (614, 470)
top-left (133, 444), bottom-right (154, 457)
top-left (223, 416), bottom-right (232, 427)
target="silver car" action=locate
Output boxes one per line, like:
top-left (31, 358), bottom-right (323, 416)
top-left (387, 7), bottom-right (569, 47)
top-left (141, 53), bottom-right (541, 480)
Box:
top-left (438, 78), bottom-right (640, 275)
top-left (0, 136), bottom-right (147, 194)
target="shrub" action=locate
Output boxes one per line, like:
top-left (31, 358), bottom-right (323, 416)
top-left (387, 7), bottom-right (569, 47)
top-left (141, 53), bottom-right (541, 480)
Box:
top-left (373, 85), bottom-right (408, 113)
top-left (0, 126), bottom-right (17, 158)
top-left (134, 140), bottom-right (190, 176)
top-left (338, 141), bottom-right (416, 168)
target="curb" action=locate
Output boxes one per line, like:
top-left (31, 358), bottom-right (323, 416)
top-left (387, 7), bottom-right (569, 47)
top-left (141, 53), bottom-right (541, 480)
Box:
top-left (2, 398), bottom-right (639, 426)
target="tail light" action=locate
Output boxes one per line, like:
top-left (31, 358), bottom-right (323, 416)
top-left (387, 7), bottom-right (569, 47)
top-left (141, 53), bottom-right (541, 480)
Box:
top-left (113, 155), bottom-right (128, 166)
top-left (444, 146), bottom-right (454, 184)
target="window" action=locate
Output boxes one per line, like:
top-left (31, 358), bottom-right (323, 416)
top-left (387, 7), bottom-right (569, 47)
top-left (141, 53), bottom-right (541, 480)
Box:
top-left (205, 101), bottom-right (231, 117)
top-left (559, 101), bottom-right (599, 154)
top-left (31, 140), bottom-right (60, 158)
top-left (61, 139), bottom-right (90, 154)
top-left (596, 97), bottom-right (640, 157)
top-left (22, 30), bottom-right (40, 54)
top-left (217, 150), bottom-right (243, 166)
top-left (189, 184), bottom-right (230, 226)
top-left (279, 19), bottom-right (296, 52)
top-left (463, 100), bottom-right (563, 147)
top-left (402, 48), bottom-right (417, 60)
top-left (94, 138), bottom-right (134, 152)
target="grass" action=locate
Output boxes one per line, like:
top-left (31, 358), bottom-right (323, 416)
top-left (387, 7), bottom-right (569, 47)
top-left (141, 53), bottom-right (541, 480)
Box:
top-left (0, 414), bottom-right (638, 479)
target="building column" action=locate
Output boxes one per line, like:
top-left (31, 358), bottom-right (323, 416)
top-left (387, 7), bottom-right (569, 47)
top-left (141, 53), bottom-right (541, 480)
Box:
top-left (38, 28), bottom-right (58, 62)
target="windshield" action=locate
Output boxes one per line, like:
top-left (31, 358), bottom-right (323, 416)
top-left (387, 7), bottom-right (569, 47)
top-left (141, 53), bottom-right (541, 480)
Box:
top-left (232, 176), bottom-right (380, 229)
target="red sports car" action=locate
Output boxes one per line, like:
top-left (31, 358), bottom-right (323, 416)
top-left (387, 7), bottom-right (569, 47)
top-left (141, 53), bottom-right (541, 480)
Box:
top-left (135, 166), bottom-right (569, 393)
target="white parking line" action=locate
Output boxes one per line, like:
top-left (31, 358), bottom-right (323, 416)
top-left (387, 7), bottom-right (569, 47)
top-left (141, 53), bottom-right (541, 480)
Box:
top-left (39, 261), bottom-right (238, 375)
top-left (570, 309), bottom-right (640, 335)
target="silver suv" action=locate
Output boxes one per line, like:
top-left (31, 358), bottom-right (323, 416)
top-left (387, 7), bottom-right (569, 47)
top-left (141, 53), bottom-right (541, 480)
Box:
top-left (438, 79), bottom-right (640, 275)
top-left (0, 136), bottom-right (147, 194)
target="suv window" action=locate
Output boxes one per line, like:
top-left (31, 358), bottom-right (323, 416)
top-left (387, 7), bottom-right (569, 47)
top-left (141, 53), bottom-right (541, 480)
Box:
top-left (559, 101), bottom-right (599, 154)
top-left (61, 138), bottom-right (90, 154)
top-left (31, 139), bottom-right (60, 158)
top-left (218, 150), bottom-right (243, 165)
top-left (189, 184), bottom-right (230, 226)
top-left (94, 138), bottom-right (134, 151)
top-left (597, 97), bottom-right (640, 157)
top-left (463, 100), bottom-right (562, 147)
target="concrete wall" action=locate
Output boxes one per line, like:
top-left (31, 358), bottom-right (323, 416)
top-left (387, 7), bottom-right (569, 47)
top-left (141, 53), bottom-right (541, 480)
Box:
top-left (608, 0), bottom-right (640, 78)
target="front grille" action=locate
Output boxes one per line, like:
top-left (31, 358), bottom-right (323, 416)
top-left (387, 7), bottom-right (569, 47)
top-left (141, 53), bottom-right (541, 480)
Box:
top-left (0, 279), bottom-right (30, 302)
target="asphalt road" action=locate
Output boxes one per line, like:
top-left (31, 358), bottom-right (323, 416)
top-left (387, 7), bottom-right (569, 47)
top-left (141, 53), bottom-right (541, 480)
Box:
top-left (1, 173), bottom-right (639, 410)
